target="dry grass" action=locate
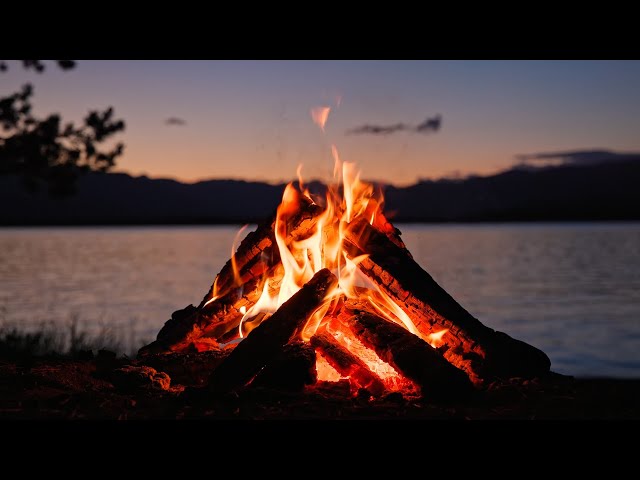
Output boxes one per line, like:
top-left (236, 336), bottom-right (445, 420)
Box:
top-left (0, 316), bottom-right (151, 359)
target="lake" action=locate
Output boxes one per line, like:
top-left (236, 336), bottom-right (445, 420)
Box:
top-left (1, 223), bottom-right (639, 378)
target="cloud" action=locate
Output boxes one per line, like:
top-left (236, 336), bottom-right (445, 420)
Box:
top-left (516, 149), bottom-right (640, 167)
top-left (415, 114), bottom-right (442, 133)
top-left (165, 117), bottom-right (187, 126)
top-left (347, 123), bottom-right (407, 135)
top-left (346, 115), bottom-right (442, 136)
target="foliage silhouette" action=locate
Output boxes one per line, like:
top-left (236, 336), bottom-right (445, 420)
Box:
top-left (0, 60), bottom-right (125, 196)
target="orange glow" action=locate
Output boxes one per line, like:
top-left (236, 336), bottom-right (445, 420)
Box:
top-left (427, 328), bottom-right (449, 348)
top-left (315, 353), bottom-right (343, 382)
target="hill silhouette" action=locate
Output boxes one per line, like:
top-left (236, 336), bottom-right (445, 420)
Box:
top-left (2, 157), bottom-right (640, 225)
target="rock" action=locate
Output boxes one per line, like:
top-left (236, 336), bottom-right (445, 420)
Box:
top-left (111, 365), bottom-right (171, 392)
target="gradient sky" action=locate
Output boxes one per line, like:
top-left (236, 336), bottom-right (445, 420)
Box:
top-left (3, 60), bottom-right (640, 185)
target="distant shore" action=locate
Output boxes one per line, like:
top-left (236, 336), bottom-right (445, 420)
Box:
top-left (3, 159), bottom-right (640, 226)
top-left (3, 218), bottom-right (640, 227)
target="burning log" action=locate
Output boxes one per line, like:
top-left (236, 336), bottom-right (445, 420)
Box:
top-left (343, 311), bottom-right (474, 401)
top-left (344, 217), bottom-right (551, 383)
top-left (310, 329), bottom-right (385, 396)
top-left (139, 193), bottom-right (324, 357)
top-left (209, 268), bottom-right (338, 393)
top-left (139, 275), bottom-right (264, 356)
top-left (198, 193), bottom-right (324, 307)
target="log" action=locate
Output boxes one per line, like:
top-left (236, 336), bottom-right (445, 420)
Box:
top-left (343, 217), bottom-right (551, 383)
top-left (137, 350), bottom-right (230, 386)
top-left (343, 311), bottom-right (474, 401)
top-left (250, 341), bottom-right (317, 391)
top-left (310, 329), bottom-right (385, 396)
top-left (209, 268), bottom-right (338, 393)
top-left (139, 192), bottom-right (325, 357)
top-left (138, 274), bottom-right (264, 356)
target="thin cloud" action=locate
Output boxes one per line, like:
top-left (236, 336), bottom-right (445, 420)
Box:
top-left (346, 114), bottom-right (442, 136)
top-left (165, 117), bottom-right (187, 126)
top-left (516, 149), bottom-right (640, 167)
top-left (348, 123), bottom-right (407, 135)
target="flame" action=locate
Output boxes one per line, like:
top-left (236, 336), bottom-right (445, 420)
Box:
top-left (218, 106), bottom-right (440, 395)
top-left (427, 328), bottom-right (448, 348)
top-left (237, 142), bottom-right (427, 361)
top-left (310, 106), bottom-right (331, 132)
top-left (230, 224), bottom-right (249, 286)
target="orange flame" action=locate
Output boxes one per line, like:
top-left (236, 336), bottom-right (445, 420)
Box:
top-left (427, 328), bottom-right (449, 348)
top-left (230, 224), bottom-right (249, 287)
top-left (223, 106), bottom-right (439, 393)
top-left (310, 106), bottom-right (331, 132)
top-left (238, 142), bottom-right (427, 354)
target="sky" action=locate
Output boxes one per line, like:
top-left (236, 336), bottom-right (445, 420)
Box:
top-left (3, 60), bottom-right (640, 186)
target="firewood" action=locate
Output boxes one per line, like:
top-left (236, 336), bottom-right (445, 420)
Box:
top-left (209, 268), bottom-right (338, 393)
top-left (139, 194), bottom-right (326, 357)
top-left (343, 311), bottom-right (474, 401)
top-left (310, 329), bottom-right (385, 396)
top-left (137, 350), bottom-right (230, 386)
top-left (250, 341), bottom-right (317, 391)
top-left (139, 274), bottom-right (264, 356)
top-left (343, 217), bottom-right (551, 383)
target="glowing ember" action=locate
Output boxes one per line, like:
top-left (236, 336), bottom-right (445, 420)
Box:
top-left (315, 353), bottom-right (343, 382)
top-left (427, 328), bottom-right (449, 348)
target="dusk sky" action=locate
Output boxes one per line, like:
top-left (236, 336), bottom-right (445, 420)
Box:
top-left (4, 60), bottom-right (640, 185)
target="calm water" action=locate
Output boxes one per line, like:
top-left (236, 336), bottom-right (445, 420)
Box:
top-left (1, 223), bottom-right (639, 378)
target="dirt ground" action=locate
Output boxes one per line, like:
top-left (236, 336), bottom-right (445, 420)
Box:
top-left (1, 351), bottom-right (638, 421)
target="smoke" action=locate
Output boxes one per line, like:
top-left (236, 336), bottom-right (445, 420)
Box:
top-left (347, 114), bottom-right (442, 136)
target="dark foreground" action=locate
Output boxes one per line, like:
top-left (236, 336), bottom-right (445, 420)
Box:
top-left (1, 352), bottom-right (638, 420)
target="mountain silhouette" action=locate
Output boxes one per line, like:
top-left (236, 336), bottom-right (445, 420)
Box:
top-left (1, 157), bottom-right (640, 225)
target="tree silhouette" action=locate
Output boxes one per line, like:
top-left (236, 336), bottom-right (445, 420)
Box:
top-left (0, 60), bottom-right (125, 196)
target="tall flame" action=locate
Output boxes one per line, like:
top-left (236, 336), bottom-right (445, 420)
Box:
top-left (230, 105), bottom-right (441, 390)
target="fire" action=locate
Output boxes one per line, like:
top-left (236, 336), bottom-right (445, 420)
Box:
top-left (229, 106), bottom-right (438, 393)
top-left (310, 106), bottom-right (331, 131)
top-left (427, 328), bottom-right (448, 348)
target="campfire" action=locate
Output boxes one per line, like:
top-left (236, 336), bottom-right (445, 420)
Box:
top-left (140, 110), bottom-right (550, 402)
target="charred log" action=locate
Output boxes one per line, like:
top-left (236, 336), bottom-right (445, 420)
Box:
top-left (209, 268), bottom-right (338, 393)
top-left (137, 350), bottom-right (230, 386)
top-left (343, 217), bottom-right (551, 383)
top-left (251, 341), bottom-right (317, 391)
top-left (344, 311), bottom-right (474, 401)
